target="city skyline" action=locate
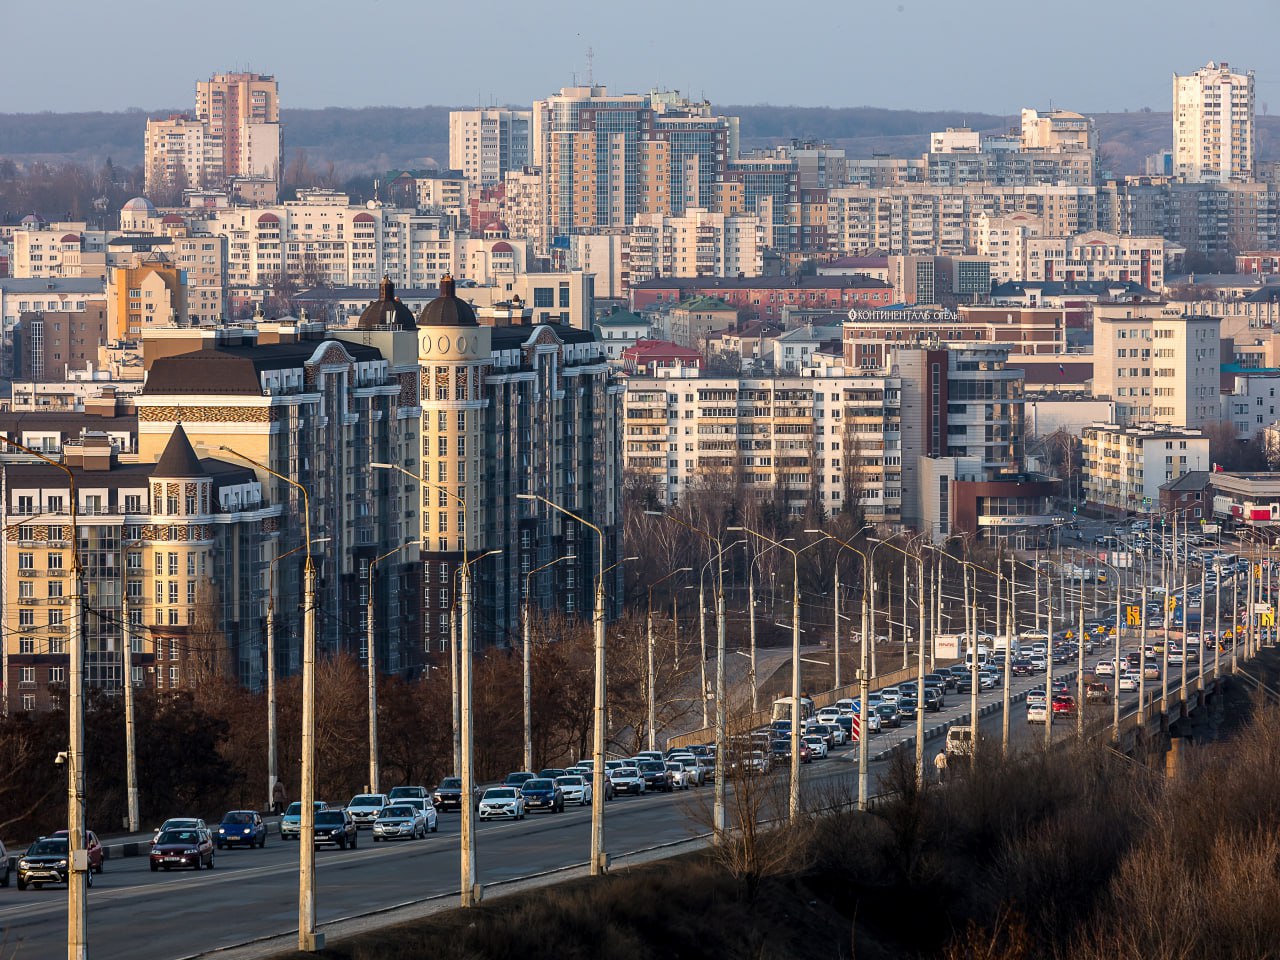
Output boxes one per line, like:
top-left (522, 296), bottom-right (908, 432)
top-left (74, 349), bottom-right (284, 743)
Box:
top-left (3, 0), bottom-right (1275, 115)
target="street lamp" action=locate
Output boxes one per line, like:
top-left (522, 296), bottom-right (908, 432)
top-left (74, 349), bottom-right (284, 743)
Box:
top-left (523, 552), bottom-right (576, 772)
top-left (220, 445), bottom-right (321, 952)
top-left (646, 566), bottom-right (691, 752)
top-left (372, 461), bottom-right (481, 907)
top-left (0, 437), bottom-right (86, 960)
top-left (805, 525), bottom-right (871, 691)
top-left (519, 492), bottom-right (610, 876)
top-left (728, 524), bottom-right (818, 822)
top-left (266, 536), bottom-right (331, 814)
top-left (366, 539), bottom-right (420, 794)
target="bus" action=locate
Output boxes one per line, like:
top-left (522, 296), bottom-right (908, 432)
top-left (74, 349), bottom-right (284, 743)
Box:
top-left (770, 696), bottom-right (815, 723)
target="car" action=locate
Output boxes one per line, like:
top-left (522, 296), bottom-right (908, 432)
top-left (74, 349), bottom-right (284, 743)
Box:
top-left (801, 735), bottom-right (828, 759)
top-left (397, 797), bottom-right (440, 833)
top-left (1026, 689), bottom-right (1047, 709)
top-left (1169, 648), bottom-right (1185, 666)
top-left (150, 818), bottom-right (208, 846)
top-left (875, 703), bottom-right (902, 728)
top-left (478, 787), bottom-right (526, 820)
top-left (1029, 655), bottom-right (1048, 671)
top-left (1118, 672), bottom-right (1139, 692)
top-left (314, 809), bottom-right (358, 848)
top-left (1086, 682), bottom-right (1112, 704)
top-left (18, 835), bottom-right (98, 890)
top-left (922, 688), bottom-right (943, 712)
top-left (555, 775), bottom-right (592, 805)
top-left (862, 710), bottom-right (883, 735)
top-left (665, 761), bottom-right (693, 789)
top-left (879, 686), bottom-right (902, 705)
top-left (373, 803), bottom-right (427, 840)
top-left (1095, 660), bottom-right (1115, 677)
top-left (955, 673), bottom-right (974, 694)
top-left (636, 760), bottom-right (674, 793)
top-left (897, 698), bottom-right (919, 721)
top-left (0, 839), bottom-right (7, 887)
top-left (387, 785), bottom-right (429, 802)
top-left (433, 777), bottom-right (480, 811)
top-left (537, 768), bottom-right (567, 780)
top-left (1052, 695), bottom-right (1077, 716)
top-left (736, 750), bottom-right (770, 774)
top-left (520, 778), bottom-right (566, 812)
top-left (216, 810), bottom-right (266, 849)
top-left (504, 771), bottom-right (537, 788)
top-left (669, 755), bottom-right (704, 786)
top-left (149, 828), bottom-right (215, 871)
top-left (610, 766), bottom-right (647, 796)
top-left (345, 793), bottom-right (389, 829)
top-left (1010, 657), bottom-right (1035, 676)
top-left (805, 723), bottom-right (837, 749)
top-left (977, 672), bottom-right (997, 690)
top-left (281, 801), bottom-right (328, 840)
top-left (1026, 702), bottom-right (1048, 724)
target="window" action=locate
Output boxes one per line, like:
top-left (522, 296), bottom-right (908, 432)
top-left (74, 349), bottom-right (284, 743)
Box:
top-left (168, 553), bottom-right (179, 576)
top-left (124, 494), bottom-right (142, 513)
top-left (48, 581), bottom-right (62, 599)
top-left (169, 666), bottom-right (179, 685)
top-left (168, 583), bottom-right (178, 604)
top-left (187, 581), bottom-right (196, 604)
top-left (533, 287), bottom-right (554, 308)
top-left (19, 667), bottom-right (34, 685)
top-left (17, 552), bottom-right (33, 570)
top-left (19, 610), bottom-right (33, 627)
top-left (49, 666), bottom-right (64, 684)
top-left (187, 554), bottom-right (196, 577)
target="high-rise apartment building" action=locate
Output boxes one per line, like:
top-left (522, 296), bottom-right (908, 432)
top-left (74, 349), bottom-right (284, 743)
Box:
top-left (627, 208), bottom-right (763, 284)
top-left (195, 72), bottom-right (282, 183)
top-left (449, 109), bottom-right (532, 186)
top-left (533, 86), bottom-right (737, 238)
top-left (144, 115), bottom-right (224, 194)
top-left (1173, 61), bottom-right (1255, 183)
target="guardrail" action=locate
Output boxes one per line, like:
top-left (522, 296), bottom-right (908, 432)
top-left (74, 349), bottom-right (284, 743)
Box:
top-left (664, 659), bottom-right (961, 751)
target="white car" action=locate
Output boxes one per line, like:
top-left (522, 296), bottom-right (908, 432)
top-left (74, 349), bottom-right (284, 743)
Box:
top-left (801, 735), bottom-right (828, 759)
top-left (1095, 660), bottom-right (1115, 677)
top-left (815, 708), bottom-right (842, 723)
top-left (555, 775), bottom-right (592, 805)
top-left (346, 793), bottom-right (389, 828)
top-left (665, 761), bottom-right (693, 789)
top-left (859, 710), bottom-right (882, 736)
top-left (397, 797), bottom-right (439, 833)
top-left (978, 672), bottom-right (997, 690)
top-left (1118, 672), bottom-right (1139, 692)
top-left (478, 787), bottom-right (525, 820)
top-left (609, 767), bottom-right (646, 796)
top-left (1026, 702), bottom-right (1048, 724)
top-left (879, 686), bottom-right (902, 705)
top-left (372, 803), bottom-right (426, 840)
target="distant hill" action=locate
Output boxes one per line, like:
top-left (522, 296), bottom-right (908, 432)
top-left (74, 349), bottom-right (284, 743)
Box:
top-left (1, 104), bottom-right (1278, 178)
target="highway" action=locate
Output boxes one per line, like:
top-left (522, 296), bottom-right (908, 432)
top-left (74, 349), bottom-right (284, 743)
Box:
top-left (0, 644), bottom-right (1217, 960)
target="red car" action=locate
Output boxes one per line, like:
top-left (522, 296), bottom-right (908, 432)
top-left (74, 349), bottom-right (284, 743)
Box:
top-left (1052, 695), bottom-right (1077, 717)
top-left (150, 827), bottom-right (215, 871)
top-left (52, 829), bottom-right (104, 874)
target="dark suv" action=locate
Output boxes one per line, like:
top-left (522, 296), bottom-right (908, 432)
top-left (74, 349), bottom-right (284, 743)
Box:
top-left (17, 832), bottom-right (103, 890)
top-left (636, 760), bottom-right (674, 793)
top-left (313, 809), bottom-right (358, 849)
top-left (1010, 658), bottom-right (1035, 677)
top-left (433, 777), bottom-right (476, 811)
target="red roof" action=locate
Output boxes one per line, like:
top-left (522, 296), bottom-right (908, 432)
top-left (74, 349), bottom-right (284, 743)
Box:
top-left (257, 212), bottom-right (280, 224)
top-left (491, 241), bottom-right (514, 253)
top-left (622, 339), bottom-right (703, 362)
top-left (484, 220), bottom-right (508, 233)
top-left (60, 233), bottom-right (80, 243)
top-left (353, 212), bottom-right (376, 223)
top-left (161, 214), bottom-right (185, 225)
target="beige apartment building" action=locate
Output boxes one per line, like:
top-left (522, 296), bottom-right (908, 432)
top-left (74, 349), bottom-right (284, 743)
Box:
top-left (627, 208), bottom-right (764, 285)
top-left (1173, 61), bottom-right (1255, 183)
top-left (1091, 304), bottom-right (1220, 427)
top-left (448, 109), bottom-right (531, 186)
top-left (622, 368), bottom-right (904, 522)
top-left (144, 114), bottom-right (223, 194)
top-left (1082, 423), bottom-right (1210, 514)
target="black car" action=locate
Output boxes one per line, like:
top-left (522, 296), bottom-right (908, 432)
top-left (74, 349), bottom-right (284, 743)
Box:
top-left (313, 809), bottom-right (358, 849)
top-left (922, 687), bottom-right (943, 712)
top-left (636, 760), bottom-right (674, 793)
top-left (537, 768), bottom-right (567, 780)
top-left (1010, 658), bottom-right (1035, 677)
top-left (874, 703), bottom-right (902, 728)
top-left (897, 698), bottom-right (919, 721)
top-left (17, 836), bottom-right (90, 891)
top-left (955, 673), bottom-right (974, 694)
top-left (504, 771), bottom-right (537, 788)
top-left (520, 778), bottom-right (565, 813)
top-left (433, 777), bottom-right (478, 811)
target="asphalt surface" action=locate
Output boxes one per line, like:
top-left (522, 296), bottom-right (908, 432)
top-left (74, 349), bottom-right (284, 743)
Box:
top-left (3, 631), bottom-right (1225, 960)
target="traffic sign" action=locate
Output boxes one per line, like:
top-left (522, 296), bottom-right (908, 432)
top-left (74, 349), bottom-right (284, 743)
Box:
top-left (1167, 595), bottom-right (1178, 611)
top-left (1126, 605), bottom-right (1141, 626)
top-left (850, 714), bottom-right (862, 740)
top-left (1264, 612), bottom-right (1276, 627)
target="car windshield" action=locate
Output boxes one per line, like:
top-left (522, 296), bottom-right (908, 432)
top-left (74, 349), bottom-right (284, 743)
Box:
top-left (28, 838), bottom-right (67, 855)
top-left (388, 787), bottom-right (421, 798)
top-left (161, 819), bottom-right (196, 829)
top-left (285, 803), bottom-right (303, 817)
top-left (486, 788), bottom-right (517, 799)
top-left (350, 795), bottom-right (383, 806)
top-left (637, 761), bottom-right (662, 772)
top-left (382, 806), bottom-right (414, 818)
top-left (316, 812), bottom-right (344, 825)
top-left (158, 830), bottom-right (199, 844)
top-left (524, 779), bottom-right (553, 790)
top-left (876, 705), bottom-right (895, 715)
top-left (223, 812), bottom-right (254, 824)
top-left (615, 767), bottom-right (638, 776)
top-left (556, 776), bottom-right (583, 787)
top-left (438, 778), bottom-right (461, 789)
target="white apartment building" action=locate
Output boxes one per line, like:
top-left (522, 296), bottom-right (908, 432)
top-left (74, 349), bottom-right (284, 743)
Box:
top-left (9, 225), bottom-right (108, 280)
top-left (1092, 304), bottom-right (1220, 427)
top-left (144, 115), bottom-right (223, 194)
top-left (974, 213), bottom-right (1044, 283)
top-left (1020, 109), bottom-right (1097, 152)
top-left (1221, 374), bottom-right (1280, 439)
top-left (1173, 61), bottom-right (1255, 183)
top-left (627, 208), bottom-right (763, 285)
top-left (976, 219), bottom-right (1165, 289)
top-left (622, 368), bottom-right (903, 521)
top-left (568, 233), bottom-right (628, 300)
top-left (1082, 423), bottom-right (1210, 513)
top-left (448, 109), bottom-right (531, 186)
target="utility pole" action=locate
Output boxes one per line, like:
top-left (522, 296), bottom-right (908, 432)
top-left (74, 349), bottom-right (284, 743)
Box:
top-left (833, 564), bottom-right (841, 689)
top-left (365, 540), bottom-right (416, 794)
top-left (121, 562), bottom-right (139, 833)
top-left (646, 566), bottom-right (690, 753)
top-left (460, 558), bottom-right (477, 903)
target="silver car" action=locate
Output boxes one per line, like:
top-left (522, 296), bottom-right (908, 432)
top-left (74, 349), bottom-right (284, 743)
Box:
top-left (345, 793), bottom-right (388, 828)
top-left (372, 804), bottom-right (425, 840)
top-left (397, 797), bottom-right (439, 833)
top-left (478, 787), bottom-right (525, 821)
top-left (555, 775), bottom-right (592, 805)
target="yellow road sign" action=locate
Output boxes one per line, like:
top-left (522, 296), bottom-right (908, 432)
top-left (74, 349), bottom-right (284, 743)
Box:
top-left (1167, 595), bottom-right (1178, 610)
top-left (1264, 611), bottom-right (1276, 627)
top-left (1126, 605), bottom-right (1141, 626)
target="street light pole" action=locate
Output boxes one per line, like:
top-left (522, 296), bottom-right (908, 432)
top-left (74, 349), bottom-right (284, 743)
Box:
top-left (646, 566), bottom-right (690, 752)
top-left (0, 440), bottom-right (91, 960)
top-left (366, 540), bottom-right (419, 794)
top-left (522, 493), bottom-right (609, 874)
top-left (220, 445), bottom-right (321, 951)
top-left (524, 552), bottom-right (577, 770)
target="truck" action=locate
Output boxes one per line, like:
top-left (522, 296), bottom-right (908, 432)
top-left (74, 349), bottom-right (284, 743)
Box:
top-left (933, 633), bottom-right (963, 660)
top-left (770, 696), bottom-right (814, 723)
top-left (990, 635), bottom-right (1020, 658)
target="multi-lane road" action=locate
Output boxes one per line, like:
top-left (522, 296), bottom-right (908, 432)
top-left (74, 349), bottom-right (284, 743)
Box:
top-left (2, 642), bottom-right (1223, 960)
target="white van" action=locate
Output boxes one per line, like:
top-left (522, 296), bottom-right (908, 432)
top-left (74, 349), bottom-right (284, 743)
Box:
top-left (945, 725), bottom-right (974, 757)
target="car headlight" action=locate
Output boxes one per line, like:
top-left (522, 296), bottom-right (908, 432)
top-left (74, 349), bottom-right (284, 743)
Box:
top-left (18, 860), bottom-right (29, 869)
top-left (57, 859), bottom-right (68, 868)
top-left (243, 828), bottom-right (251, 834)
top-left (219, 828), bottom-right (226, 834)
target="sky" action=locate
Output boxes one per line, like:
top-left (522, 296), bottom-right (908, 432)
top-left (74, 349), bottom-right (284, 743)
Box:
top-left (4, 0), bottom-right (1277, 115)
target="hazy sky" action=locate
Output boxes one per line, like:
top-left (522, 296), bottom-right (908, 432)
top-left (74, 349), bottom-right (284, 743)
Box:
top-left (5, 0), bottom-right (1277, 115)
